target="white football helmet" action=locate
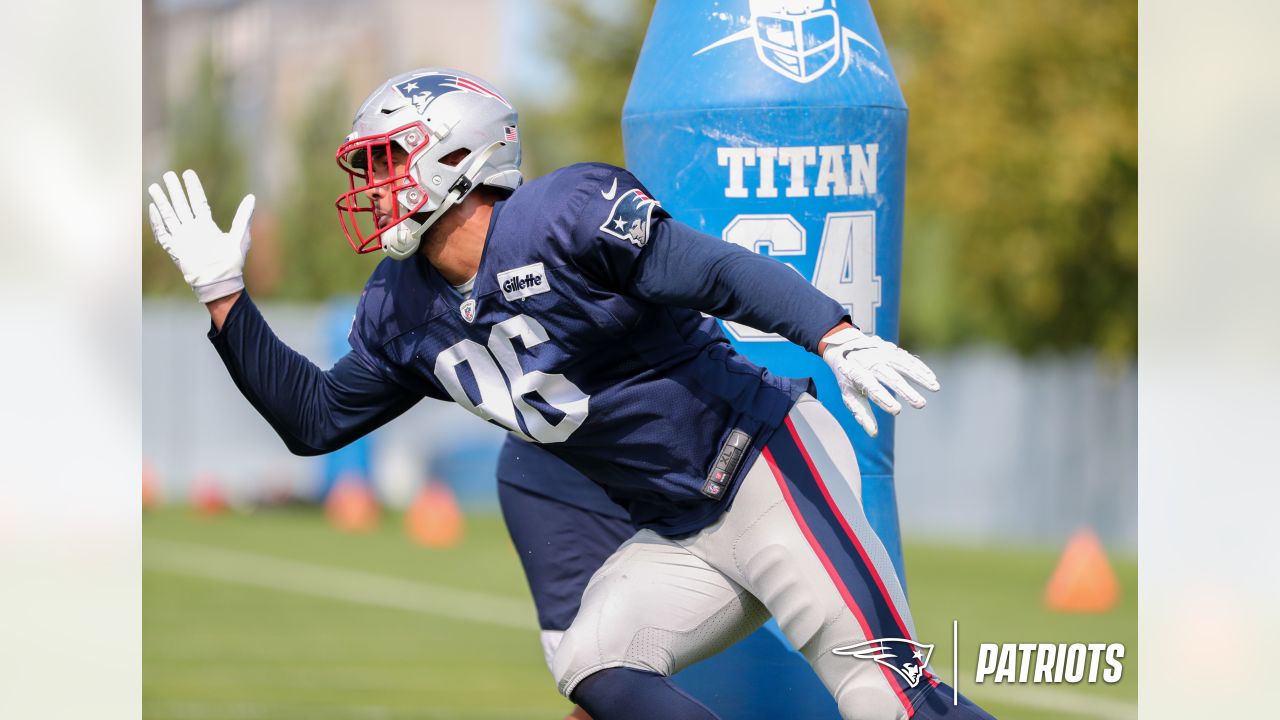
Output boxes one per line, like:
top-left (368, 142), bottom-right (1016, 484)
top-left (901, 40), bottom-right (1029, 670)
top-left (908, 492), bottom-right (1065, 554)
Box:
top-left (335, 67), bottom-right (522, 260)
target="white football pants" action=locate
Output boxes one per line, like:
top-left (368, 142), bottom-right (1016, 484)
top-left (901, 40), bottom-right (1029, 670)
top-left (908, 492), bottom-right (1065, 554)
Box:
top-left (551, 395), bottom-right (939, 720)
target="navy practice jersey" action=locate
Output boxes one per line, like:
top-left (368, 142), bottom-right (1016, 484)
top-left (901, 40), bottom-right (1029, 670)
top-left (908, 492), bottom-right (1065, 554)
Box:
top-left (211, 163), bottom-right (847, 535)
top-left (497, 435), bottom-right (631, 521)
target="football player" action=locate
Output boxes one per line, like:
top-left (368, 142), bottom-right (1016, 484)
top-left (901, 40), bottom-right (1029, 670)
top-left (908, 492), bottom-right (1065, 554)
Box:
top-left (148, 68), bottom-right (993, 720)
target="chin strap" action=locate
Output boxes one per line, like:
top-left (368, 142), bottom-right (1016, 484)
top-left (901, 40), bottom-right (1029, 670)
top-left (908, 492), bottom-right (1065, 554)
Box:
top-left (383, 140), bottom-right (508, 261)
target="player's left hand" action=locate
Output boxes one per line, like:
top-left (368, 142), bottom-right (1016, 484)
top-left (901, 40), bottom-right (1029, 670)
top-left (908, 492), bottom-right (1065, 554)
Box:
top-left (820, 327), bottom-right (940, 438)
top-left (147, 169), bottom-right (255, 304)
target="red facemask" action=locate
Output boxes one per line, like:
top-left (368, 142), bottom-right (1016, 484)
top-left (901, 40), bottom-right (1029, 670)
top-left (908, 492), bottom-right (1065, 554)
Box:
top-left (334, 122), bottom-right (432, 254)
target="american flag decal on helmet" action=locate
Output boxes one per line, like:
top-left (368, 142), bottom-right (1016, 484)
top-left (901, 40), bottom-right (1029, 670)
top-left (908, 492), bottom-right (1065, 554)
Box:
top-left (504, 125), bottom-right (518, 142)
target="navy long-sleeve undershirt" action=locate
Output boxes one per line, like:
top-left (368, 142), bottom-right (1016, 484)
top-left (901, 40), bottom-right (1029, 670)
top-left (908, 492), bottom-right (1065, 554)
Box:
top-left (209, 218), bottom-right (847, 456)
top-left (630, 218), bottom-right (848, 353)
top-left (208, 292), bottom-right (422, 456)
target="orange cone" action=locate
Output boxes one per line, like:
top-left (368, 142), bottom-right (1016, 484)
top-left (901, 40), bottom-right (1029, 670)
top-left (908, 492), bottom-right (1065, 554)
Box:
top-left (325, 475), bottom-right (380, 533)
top-left (1045, 527), bottom-right (1119, 613)
top-left (192, 474), bottom-right (229, 517)
top-left (142, 461), bottom-right (159, 511)
top-left (406, 481), bottom-right (464, 548)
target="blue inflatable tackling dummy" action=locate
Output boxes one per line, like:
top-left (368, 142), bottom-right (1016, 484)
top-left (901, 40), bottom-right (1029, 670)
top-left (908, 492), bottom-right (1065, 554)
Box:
top-left (624, 2), bottom-right (910, 716)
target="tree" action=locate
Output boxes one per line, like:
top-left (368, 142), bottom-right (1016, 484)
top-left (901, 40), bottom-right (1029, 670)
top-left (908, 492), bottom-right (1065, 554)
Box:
top-left (142, 47), bottom-right (249, 296)
top-left (876, 1), bottom-right (1137, 358)
top-left (518, 0), bottom-right (655, 177)
top-left (273, 81), bottom-right (382, 299)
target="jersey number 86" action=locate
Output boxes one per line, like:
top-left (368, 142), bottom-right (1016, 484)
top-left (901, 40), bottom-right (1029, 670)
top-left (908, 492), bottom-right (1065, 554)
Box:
top-left (434, 315), bottom-right (590, 443)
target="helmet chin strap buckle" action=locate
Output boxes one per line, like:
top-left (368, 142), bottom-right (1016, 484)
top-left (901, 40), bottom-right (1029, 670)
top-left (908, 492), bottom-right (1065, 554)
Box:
top-left (450, 175), bottom-right (473, 197)
top-left (382, 140), bottom-right (509, 261)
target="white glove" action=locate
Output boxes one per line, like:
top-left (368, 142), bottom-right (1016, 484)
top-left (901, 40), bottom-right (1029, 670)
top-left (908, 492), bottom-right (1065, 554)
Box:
top-left (821, 327), bottom-right (940, 438)
top-left (147, 169), bottom-right (255, 303)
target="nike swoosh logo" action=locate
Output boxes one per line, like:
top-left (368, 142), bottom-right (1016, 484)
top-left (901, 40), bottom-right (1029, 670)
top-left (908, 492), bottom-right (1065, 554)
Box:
top-left (601, 177), bottom-right (618, 200)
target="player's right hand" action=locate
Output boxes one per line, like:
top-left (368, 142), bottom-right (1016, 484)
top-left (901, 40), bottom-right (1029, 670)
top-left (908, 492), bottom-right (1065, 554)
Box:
top-left (147, 169), bottom-right (256, 304)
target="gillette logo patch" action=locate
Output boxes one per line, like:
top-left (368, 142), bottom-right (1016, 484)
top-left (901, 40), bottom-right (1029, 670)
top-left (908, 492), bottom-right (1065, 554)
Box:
top-left (497, 262), bottom-right (550, 302)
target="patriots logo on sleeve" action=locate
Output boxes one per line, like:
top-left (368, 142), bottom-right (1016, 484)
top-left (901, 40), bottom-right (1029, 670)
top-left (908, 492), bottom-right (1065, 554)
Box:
top-left (831, 638), bottom-right (934, 688)
top-left (393, 73), bottom-right (511, 115)
top-left (599, 186), bottom-right (662, 248)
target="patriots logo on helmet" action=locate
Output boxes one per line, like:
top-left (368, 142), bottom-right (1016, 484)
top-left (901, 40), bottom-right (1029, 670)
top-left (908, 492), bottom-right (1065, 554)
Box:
top-left (600, 187), bottom-right (662, 248)
top-left (393, 73), bottom-right (511, 115)
top-left (832, 638), bottom-right (934, 688)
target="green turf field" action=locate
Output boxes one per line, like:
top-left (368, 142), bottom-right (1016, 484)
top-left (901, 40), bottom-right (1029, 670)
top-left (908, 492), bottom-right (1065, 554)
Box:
top-left (143, 508), bottom-right (1136, 720)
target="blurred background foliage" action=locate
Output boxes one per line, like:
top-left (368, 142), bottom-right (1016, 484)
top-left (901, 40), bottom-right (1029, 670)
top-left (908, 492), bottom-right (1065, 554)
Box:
top-left (142, 48), bottom-right (250, 297)
top-left (143, 0), bottom-right (1135, 359)
top-left (142, 50), bottom-right (379, 300)
top-left (516, 0), bottom-right (653, 174)
top-left (877, 1), bottom-right (1137, 359)
top-left (270, 80), bottom-right (384, 298)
